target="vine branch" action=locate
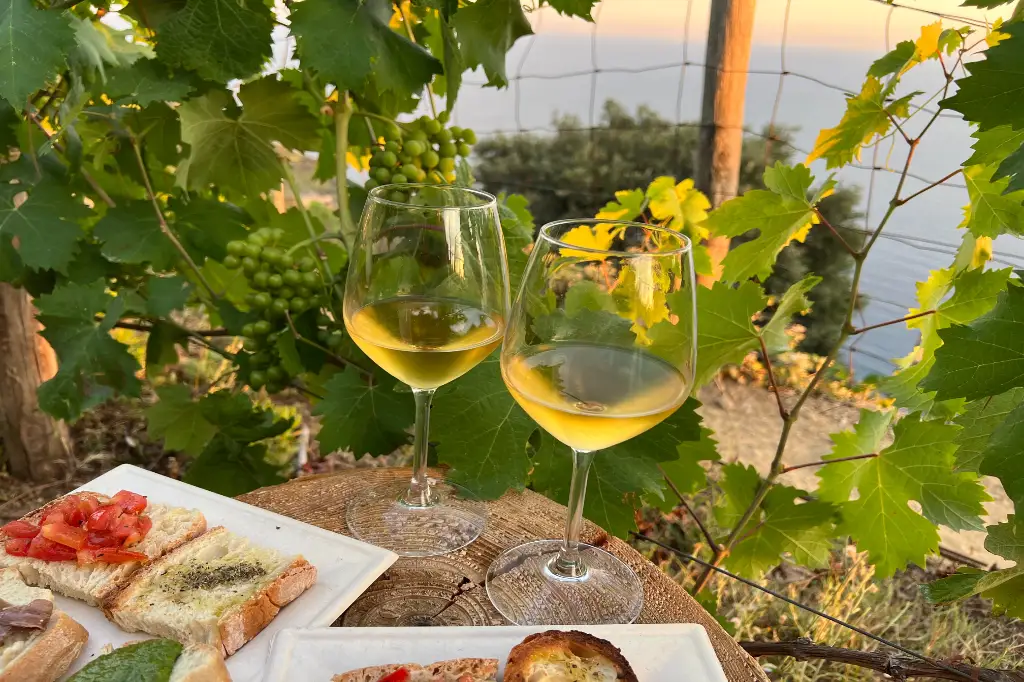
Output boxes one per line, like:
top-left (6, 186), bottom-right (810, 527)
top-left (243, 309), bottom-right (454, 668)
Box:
top-left (813, 208), bottom-right (858, 257)
top-left (129, 138), bottom-right (219, 301)
top-left (280, 157), bottom-right (334, 283)
top-left (758, 335), bottom-right (788, 420)
top-left (780, 453), bottom-right (878, 474)
top-left (894, 168), bottom-right (963, 207)
top-left (25, 109), bottom-right (115, 208)
top-left (852, 309), bottom-right (935, 335)
top-left (658, 465), bottom-right (720, 554)
top-left (113, 321), bottom-right (230, 337)
top-left (334, 93), bottom-right (356, 254)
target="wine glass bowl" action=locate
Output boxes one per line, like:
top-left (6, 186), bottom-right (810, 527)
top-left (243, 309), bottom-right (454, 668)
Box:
top-left (487, 218), bottom-right (696, 625)
top-left (343, 184), bottom-right (509, 558)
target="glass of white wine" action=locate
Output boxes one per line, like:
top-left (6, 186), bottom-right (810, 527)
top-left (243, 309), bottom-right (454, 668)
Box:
top-left (343, 184), bottom-right (510, 557)
top-left (487, 218), bottom-right (696, 625)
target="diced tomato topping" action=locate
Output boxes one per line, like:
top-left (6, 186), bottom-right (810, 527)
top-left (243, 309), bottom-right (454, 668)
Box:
top-left (378, 670), bottom-right (410, 682)
top-left (111, 513), bottom-right (140, 541)
top-left (4, 538), bottom-right (30, 556)
top-left (123, 515), bottom-right (153, 547)
top-left (85, 531), bottom-right (119, 548)
top-left (55, 498), bottom-right (85, 526)
top-left (76, 494), bottom-right (102, 517)
top-left (76, 548), bottom-right (147, 565)
top-left (27, 536), bottom-right (76, 562)
top-left (111, 490), bottom-right (147, 514)
top-left (41, 522), bottom-right (87, 550)
top-left (2, 520), bottom-right (40, 539)
top-left (42, 511), bottom-right (65, 526)
top-left (87, 505), bottom-right (122, 531)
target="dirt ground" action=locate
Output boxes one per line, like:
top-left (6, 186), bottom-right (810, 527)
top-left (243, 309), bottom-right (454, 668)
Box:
top-left (697, 380), bottom-right (1013, 568)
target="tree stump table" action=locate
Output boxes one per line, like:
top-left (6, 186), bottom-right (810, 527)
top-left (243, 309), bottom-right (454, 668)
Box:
top-left (238, 467), bottom-right (768, 682)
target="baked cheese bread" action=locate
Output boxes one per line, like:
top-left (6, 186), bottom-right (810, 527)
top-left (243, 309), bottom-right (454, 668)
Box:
top-left (0, 568), bottom-right (88, 682)
top-left (504, 630), bottom-right (639, 682)
top-left (0, 493), bottom-right (206, 606)
top-left (332, 658), bottom-right (498, 681)
top-left (105, 526), bottom-right (316, 657)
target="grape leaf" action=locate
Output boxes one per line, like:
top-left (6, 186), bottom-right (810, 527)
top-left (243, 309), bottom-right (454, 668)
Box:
top-left (422, 11), bottom-right (463, 111)
top-left (171, 197), bottom-right (250, 263)
top-left (144, 320), bottom-right (189, 379)
top-left (816, 408), bottom-right (894, 502)
top-left (962, 0), bottom-right (1016, 6)
top-left (953, 389), bottom-right (1024, 472)
top-left (979, 400), bottom-right (1024, 507)
top-left (761, 274), bottom-right (821, 353)
top-left (941, 23), bottom-right (1024, 131)
top-left (935, 266), bottom-right (1013, 326)
top-left (497, 192), bottom-right (534, 293)
top-left (646, 177), bottom-right (710, 240)
top-left (652, 426), bottom-right (721, 512)
top-left (965, 125), bottom-right (1024, 168)
top-left (923, 565), bottom-right (1024, 619)
top-left (146, 384), bottom-right (216, 456)
top-left (961, 163), bottom-right (1024, 238)
top-left (923, 283), bottom-right (1024, 401)
top-left (995, 146), bottom-right (1024, 194)
top-left (0, 182), bottom-right (88, 273)
top-left (0, 0), bottom-right (76, 105)
top-left (542, 0), bottom-right (599, 20)
top-left (93, 201), bottom-right (177, 268)
top-left (104, 58), bottom-right (194, 106)
top-left (313, 368), bottom-right (413, 459)
top-left (691, 280), bottom-right (766, 387)
top-left (818, 416), bottom-right (987, 576)
top-left (532, 308), bottom-right (636, 348)
top-left (35, 280), bottom-right (141, 420)
top-left (806, 77), bottom-right (914, 168)
top-left (178, 78), bottom-right (321, 197)
top-left (596, 188), bottom-right (645, 221)
top-left (531, 400), bottom-right (703, 538)
top-left (432, 353), bottom-right (537, 499)
top-left (705, 164), bottom-right (830, 283)
top-left (452, 0), bottom-right (533, 88)
top-left (183, 436), bottom-right (286, 496)
top-left (714, 463), bottom-right (761, 530)
top-left (868, 41), bottom-right (915, 79)
top-left (726, 498), bottom-right (835, 579)
top-left (145, 274), bottom-right (192, 317)
top-left (986, 515), bottom-right (1024, 560)
top-left (291, 0), bottom-right (441, 98)
top-left (202, 390), bottom-right (294, 443)
top-left (867, 22), bottom-right (943, 79)
top-left (156, 0), bottom-right (272, 82)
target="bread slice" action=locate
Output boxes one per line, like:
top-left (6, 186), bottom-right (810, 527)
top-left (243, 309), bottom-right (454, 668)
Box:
top-left (0, 568), bottom-right (88, 682)
top-left (504, 630), bottom-right (638, 682)
top-left (105, 526), bottom-right (316, 657)
top-left (169, 644), bottom-right (231, 682)
top-left (332, 658), bottom-right (498, 682)
top-left (0, 493), bottom-right (207, 606)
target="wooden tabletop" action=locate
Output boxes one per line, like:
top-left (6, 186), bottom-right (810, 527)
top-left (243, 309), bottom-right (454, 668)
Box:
top-left (238, 467), bottom-right (768, 682)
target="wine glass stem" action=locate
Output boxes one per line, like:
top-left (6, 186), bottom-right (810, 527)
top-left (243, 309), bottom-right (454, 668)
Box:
top-left (404, 387), bottom-right (436, 508)
top-left (550, 448), bottom-right (597, 579)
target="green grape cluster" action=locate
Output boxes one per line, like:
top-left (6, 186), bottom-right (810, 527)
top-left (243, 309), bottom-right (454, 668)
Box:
top-left (223, 229), bottom-right (340, 393)
top-left (365, 111), bottom-right (476, 193)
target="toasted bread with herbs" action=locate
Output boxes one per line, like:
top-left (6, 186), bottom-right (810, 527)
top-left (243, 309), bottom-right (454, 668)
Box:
top-left (105, 526), bottom-right (316, 657)
top-left (504, 630), bottom-right (639, 682)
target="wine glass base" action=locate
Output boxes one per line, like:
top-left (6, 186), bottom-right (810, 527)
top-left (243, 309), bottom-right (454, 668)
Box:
top-left (485, 539), bottom-right (643, 625)
top-left (346, 478), bottom-right (486, 557)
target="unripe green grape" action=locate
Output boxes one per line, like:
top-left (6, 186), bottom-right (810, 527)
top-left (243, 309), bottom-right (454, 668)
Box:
top-left (290, 297), bottom-right (308, 312)
top-left (267, 273), bottom-right (283, 289)
top-left (316, 313), bottom-right (331, 326)
top-left (241, 257), bottom-right (259, 275)
top-left (400, 163), bottom-right (418, 178)
top-left (398, 153), bottom-right (413, 164)
top-left (435, 128), bottom-right (452, 143)
top-left (223, 254), bottom-right (240, 269)
top-left (279, 287), bottom-right (295, 300)
top-left (270, 228), bottom-right (286, 242)
top-left (439, 141), bottom-right (457, 158)
top-left (298, 256), bottom-right (316, 272)
top-left (317, 329), bottom-right (330, 343)
top-left (243, 243), bottom-right (261, 259)
top-left (279, 253), bottom-right (294, 269)
top-left (444, 171), bottom-right (456, 183)
top-left (297, 286), bottom-right (313, 298)
top-left (244, 337), bottom-right (262, 352)
top-left (373, 167), bottom-right (392, 183)
top-left (254, 320), bottom-right (272, 336)
top-left (283, 269), bottom-right (302, 287)
top-left (391, 173), bottom-right (408, 184)
top-left (449, 126), bottom-right (463, 139)
top-left (253, 271), bottom-right (270, 289)
top-left (417, 115), bottom-right (432, 128)
top-left (369, 153), bottom-right (384, 168)
top-left (414, 167), bottom-right (427, 182)
top-left (265, 380), bottom-right (286, 394)
top-left (242, 323), bottom-right (255, 338)
top-left (389, 190), bottom-right (408, 203)
top-left (404, 139), bottom-right (424, 156)
top-left (251, 351), bottom-right (272, 367)
top-left (226, 241), bottom-right (246, 257)
top-left (252, 292), bottom-right (271, 309)
top-left (437, 110), bottom-right (450, 124)
top-left (249, 370), bottom-right (267, 388)
top-left (380, 151), bottom-right (398, 167)
top-left (421, 150), bottom-right (440, 169)
top-left (383, 122), bottom-right (402, 141)
top-left (247, 232), bottom-right (267, 246)
top-left (424, 118), bottom-right (442, 135)
top-left (267, 366), bottom-right (286, 382)
top-left (364, 179), bottom-right (379, 191)
top-left (271, 298), bottom-right (290, 316)
top-left (461, 129), bottom-right (477, 144)
top-left (327, 332), bottom-right (344, 349)
top-left (301, 271), bottom-right (320, 287)
top-left (411, 130), bottom-right (428, 143)
top-left (439, 157), bottom-right (455, 173)
top-left (384, 140), bottom-right (401, 154)
top-left (457, 143), bottom-right (471, 157)
top-left (261, 247), bottom-right (283, 265)
top-left (427, 170), bottom-right (444, 184)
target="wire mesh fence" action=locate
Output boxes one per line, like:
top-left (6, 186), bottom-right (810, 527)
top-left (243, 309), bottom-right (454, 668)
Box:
top-left (448, 0), bottom-right (1024, 377)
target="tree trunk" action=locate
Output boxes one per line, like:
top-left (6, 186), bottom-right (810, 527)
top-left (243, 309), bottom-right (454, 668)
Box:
top-left (0, 283), bottom-right (72, 482)
top-left (696, 0), bottom-right (757, 287)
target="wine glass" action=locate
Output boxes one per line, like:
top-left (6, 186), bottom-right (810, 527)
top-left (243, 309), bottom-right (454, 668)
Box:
top-left (486, 218), bottom-right (696, 625)
top-left (343, 184), bottom-right (510, 557)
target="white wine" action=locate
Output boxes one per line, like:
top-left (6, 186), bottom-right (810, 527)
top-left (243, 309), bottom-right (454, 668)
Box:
top-left (503, 343), bottom-right (688, 451)
top-left (346, 296), bottom-right (504, 389)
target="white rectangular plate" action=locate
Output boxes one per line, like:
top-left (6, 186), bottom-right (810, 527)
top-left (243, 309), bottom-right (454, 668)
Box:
top-left (264, 624), bottom-right (729, 682)
top-left (55, 464), bottom-right (398, 681)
